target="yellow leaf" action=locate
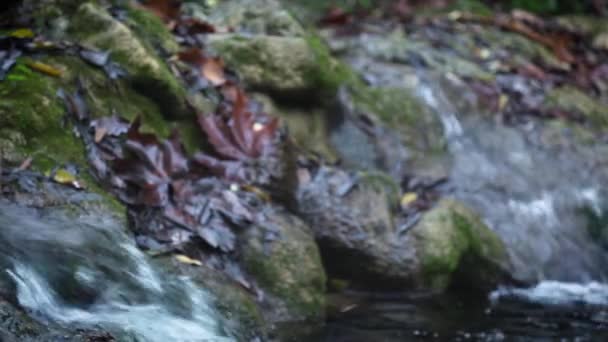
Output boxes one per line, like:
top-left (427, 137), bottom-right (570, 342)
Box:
top-left (241, 184), bottom-right (271, 202)
top-left (400, 192), bottom-right (418, 208)
top-left (25, 60), bottom-right (62, 77)
top-left (9, 28), bottom-right (34, 39)
top-left (498, 94), bottom-right (509, 112)
top-left (53, 169), bottom-right (85, 189)
top-left (174, 254), bottom-right (202, 266)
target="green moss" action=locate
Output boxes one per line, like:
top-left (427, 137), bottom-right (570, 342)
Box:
top-left (242, 218), bottom-right (326, 320)
top-left (358, 171), bottom-right (401, 206)
top-left (304, 33), bottom-right (358, 98)
top-left (243, 240), bottom-right (325, 318)
top-left (0, 59), bottom-right (85, 171)
top-left (174, 118), bottom-right (205, 155)
top-left (414, 200), bottom-right (508, 291)
top-left (126, 6), bottom-right (180, 55)
top-left (273, 106), bottom-right (338, 162)
top-left (69, 2), bottom-right (190, 118)
top-left (545, 85), bottom-right (608, 129)
top-left (48, 55), bottom-right (170, 137)
top-left (418, 209), bottom-right (469, 289)
top-left (351, 87), bottom-right (420, 128)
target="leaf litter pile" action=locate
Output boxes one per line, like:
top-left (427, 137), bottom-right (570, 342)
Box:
top-left (48, 0), bottom-right (304, 291)
top-left (0, 0), bottom-right (299, 292)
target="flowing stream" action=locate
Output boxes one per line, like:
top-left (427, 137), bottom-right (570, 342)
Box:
top-left (0, 202), bottom-right (234, 341)
top-left (311, 77), bottom-right (608, 340)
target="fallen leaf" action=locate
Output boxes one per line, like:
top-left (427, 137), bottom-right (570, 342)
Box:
top-left (52, 169), bottom-right (85, 189)
top-left (94, 127), bottom-right (108, 143)
top-left (177, 48), bottom-right (226, 86)
top-left (174, 254), bottom-right (202, 266)
top-left (201, 57), bottom-right (226, 86)
top-left (25, 60), bottom-right (62, 77)
top-left (400, 192), bottom-right (418, 208)
top-left (9, 28), bottom-right (34, 39)
top-left (79, 49), bottom-right (110, 67)
top-left (498, 94), bottom-right (509, 112)
top-left (16, 157), bottom-right (32, 171)
top-left (241, 184), bottom-right (271, 202)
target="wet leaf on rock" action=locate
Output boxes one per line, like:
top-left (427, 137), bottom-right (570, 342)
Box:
top-left (24, 60), bottom-right (62, 77)
top-left (177, 48), bottom-right (227, 87)
top-left (51, 169), bottom-right (85, 190)
top-left (174, 254), bottom-right (203, 266)
top-left (79, 48), bottom-right (126, 80)
top-left (8, 28), bottom-right (34, 39)
top-left (91, 115), bottom-right (130, 143)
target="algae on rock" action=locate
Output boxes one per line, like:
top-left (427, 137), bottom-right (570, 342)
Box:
top-left (241, 208), bottom-right (327, 322)
top-left (545, 85), bottom-right (608, 128)
top-left (410, 199), bottom-right (511, 291)
top-left (69, 3), bottom-right (191, 118)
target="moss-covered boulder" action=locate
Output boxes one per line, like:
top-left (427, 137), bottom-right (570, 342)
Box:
top-left (409, 199), bottom-right (511, 291)
top-left (298, 168), bottom-right (511, 292)
top-left (69, 3), bottom-right (191, 118)
top-left (241, 207), bottom-right (326, 322)
top-left (208, 33), bottom-right (330, 97)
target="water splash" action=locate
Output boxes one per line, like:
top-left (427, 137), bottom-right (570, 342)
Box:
top-left (413, 78), bottom-right (608, 283)
top-left (0, 203), bottom-right (234, 341)
top-left (491, 281), bottom-right (608, 307)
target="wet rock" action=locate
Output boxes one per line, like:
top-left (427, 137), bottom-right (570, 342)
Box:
top-left (69, 3), bottom-right (191, 118)
top-left (410, 199), bottom-right (511, 291)
top-left (342, 86), bottom-right (446, 178)
top-left (0, 297), bottom-right (114, 342)
top-left (240, 207), bottom-right (326, 322)
top-left (545, 85), bottom-right (608, 128)
top-left (153, 256), bottom-right (267, 341)
top-left (297, 166), bottom-right (420, 288)
top-left (297, 168), bottom-right (511, 292)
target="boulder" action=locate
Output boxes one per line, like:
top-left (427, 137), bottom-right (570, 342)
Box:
top-left (297, 168), bottom-right (511, 292)
top-left (69, 3), bottom-right (191, 118)
top-left (241, 207), bottom-right (326, 322)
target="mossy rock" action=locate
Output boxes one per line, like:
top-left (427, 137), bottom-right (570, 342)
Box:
top-left (410, 199), bottom-right (510, 291)
top-left (253, 93), bottom-right (339, 162)
top-left (357, 170), bottom-right (401, 206)
top-left (0, 60), bottom-right (85, 171)
top-left (350, 86), bottom-right (445, 153)
top-left (208, 31), bottom-right (354, 100)
top-left (240, 208), bottom-right (326, 322)
top-left (545, 85), bottom-right (608, 129)
top-left (125, 6), bottom-right (180, 56)
top-left (153, 256), bottom-right (267, 341)
top-left (69, 2), bottom-right (191, 118)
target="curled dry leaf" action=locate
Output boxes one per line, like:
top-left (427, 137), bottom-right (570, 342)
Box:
top-left (177, 48), bottom-right (226, 87)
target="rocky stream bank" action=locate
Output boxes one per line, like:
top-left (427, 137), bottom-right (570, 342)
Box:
top-left (1, 0), bottom-right (608, 340)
